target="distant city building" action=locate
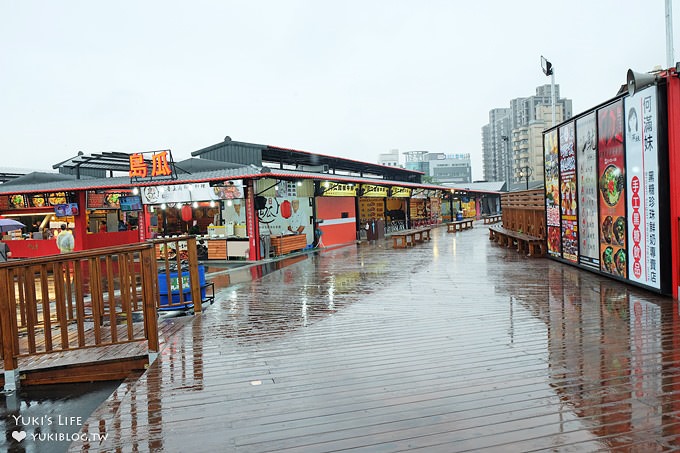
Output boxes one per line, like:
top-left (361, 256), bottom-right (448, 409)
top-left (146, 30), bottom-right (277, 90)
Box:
top-left (482, 84), bottom-right (572, 190)
top-left (403, 151), bottom-right (430, 174)
top-left (403, 151), bottom-right (472, 184)
top-left (378, 149), bottom-right (401, 167)
top-left (427, 153), bottom-right (472, 184)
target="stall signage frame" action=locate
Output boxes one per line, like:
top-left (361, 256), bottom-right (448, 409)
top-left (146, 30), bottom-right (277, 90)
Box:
top-left (322, 183), bottom-right (357, 197)
top-left (390, 187), bottom-right (412, 198)
top-left (128, 150), bottom-right (178, 183)
top-left (360, 184), bottom-right (389, 198)
top-left (141, 182), bottom-right (241, 204)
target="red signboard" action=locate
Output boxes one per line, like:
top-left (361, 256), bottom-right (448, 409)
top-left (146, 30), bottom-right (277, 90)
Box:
top-left (597, 100), bottom-right (627, 278)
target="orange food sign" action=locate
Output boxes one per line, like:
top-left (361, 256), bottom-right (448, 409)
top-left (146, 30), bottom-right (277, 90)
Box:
top-left (128, 150), bottom-right (175, 181)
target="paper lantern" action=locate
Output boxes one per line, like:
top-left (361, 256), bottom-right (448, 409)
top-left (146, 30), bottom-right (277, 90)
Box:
top-left (280, 200), bottom-right (292, 219)
top-left (181, 205), bottom-right (193, 222)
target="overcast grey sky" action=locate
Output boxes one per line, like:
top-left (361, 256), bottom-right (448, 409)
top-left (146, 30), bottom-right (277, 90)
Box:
top-left (0, 1), bottom-right (674, 180)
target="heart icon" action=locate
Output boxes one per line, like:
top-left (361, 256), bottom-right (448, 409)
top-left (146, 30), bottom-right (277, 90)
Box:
top-left (12, 431), bottom-right (27, 442)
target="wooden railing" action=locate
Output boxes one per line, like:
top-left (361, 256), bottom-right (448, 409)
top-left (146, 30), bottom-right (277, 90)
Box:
top-left (152, 236), bottom-right (203, 313)
top-left (0, 243), bottom-right (160, 390)
top-left (501, 189), bottom-right (546, 239)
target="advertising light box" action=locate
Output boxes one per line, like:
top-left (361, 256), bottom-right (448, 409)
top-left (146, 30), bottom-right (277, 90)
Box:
top-left (625, 85), bottom-right (661, 289)
top-left (597, 100), bottom-right (627, 279)
top-left (559, 122), bottom-right (578, 263)
top-left (576, 112), bottom-right (600, 269)
top-left (543, 83), bottom-right (669, 295)
top-left (544, 129), bottom-right (561, 257)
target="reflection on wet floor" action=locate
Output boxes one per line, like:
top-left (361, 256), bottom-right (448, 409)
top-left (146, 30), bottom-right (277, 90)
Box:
top-left (1, 380), bottom-right (123, 453)
top-left (59, 226), bottom-right (680, 451)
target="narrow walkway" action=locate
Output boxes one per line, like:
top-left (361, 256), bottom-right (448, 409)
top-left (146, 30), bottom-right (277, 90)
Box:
top-left (69, 223), bottom-right (678, 452)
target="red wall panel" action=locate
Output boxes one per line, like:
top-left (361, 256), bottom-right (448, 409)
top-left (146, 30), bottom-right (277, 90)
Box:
top-left (315, 197), bottom-right (357, 246)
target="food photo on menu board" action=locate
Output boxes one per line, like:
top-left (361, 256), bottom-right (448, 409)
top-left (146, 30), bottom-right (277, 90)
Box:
top-left (597, 100), bottom-right (627, 278)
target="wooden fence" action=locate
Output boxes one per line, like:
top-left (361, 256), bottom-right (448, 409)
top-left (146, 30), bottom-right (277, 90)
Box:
top-left (0, 235), bottom-right (205, 390)
top-left (501, 189), bottom-right (546, 238)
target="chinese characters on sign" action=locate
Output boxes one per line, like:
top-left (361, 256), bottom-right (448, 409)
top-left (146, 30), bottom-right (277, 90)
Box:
top-left (559, 121), bottom-right (578, 263)
top-left (576, 112), bottom-right (599, 269)
top-left (128, 150), bottom-right (175, 181)
top-left (625, 86), bottom-right (660, 289)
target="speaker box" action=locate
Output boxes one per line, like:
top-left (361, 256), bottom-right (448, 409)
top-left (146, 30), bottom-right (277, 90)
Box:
top-left (255, 196), bottom-right (266, 210)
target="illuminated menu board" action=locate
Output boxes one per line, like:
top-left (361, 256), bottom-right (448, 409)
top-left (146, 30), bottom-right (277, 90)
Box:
top-left (544, 129), bottom-right (561, 257)
top-left (625, 86), bottom-right (660, 289)
top-left (597, 100), bottom-right (626, 279)
top-left (576, 112), bottom-right (599, 269)
top-left (559, 121), bottom-right (578, 263)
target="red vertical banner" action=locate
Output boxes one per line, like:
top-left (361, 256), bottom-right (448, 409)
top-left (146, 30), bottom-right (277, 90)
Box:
top-left (138, 207), bottom-right (147, 242)
top-left (245, 180), bottom-right (260, 260)
top-left (597, 100), bottom-right (627, 278)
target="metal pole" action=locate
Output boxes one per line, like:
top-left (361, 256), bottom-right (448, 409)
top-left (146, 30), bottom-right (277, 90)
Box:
top-left (551, 71), bottom-right (556, 126)
top-left (667, 0), bottom-right (675, 68)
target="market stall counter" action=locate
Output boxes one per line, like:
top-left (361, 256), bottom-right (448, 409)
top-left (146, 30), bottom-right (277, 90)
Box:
top-left (4, 239), bottom-right (60, 258)
top-left (203, 225), bottom-right (250, 260)
top-left (205, 237), bottom-right (249, 260)
top-left (270, 234), bottom-right (308, 257)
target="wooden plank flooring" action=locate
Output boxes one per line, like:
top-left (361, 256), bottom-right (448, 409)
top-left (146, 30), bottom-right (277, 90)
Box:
top-left (1, 312), bottom-right (194, 385)
top-left (67, 223), bottom-right (680, 452)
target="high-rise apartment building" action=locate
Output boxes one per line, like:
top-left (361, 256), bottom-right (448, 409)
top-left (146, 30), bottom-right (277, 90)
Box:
top-left (482, 84), bottom-right (572, 190)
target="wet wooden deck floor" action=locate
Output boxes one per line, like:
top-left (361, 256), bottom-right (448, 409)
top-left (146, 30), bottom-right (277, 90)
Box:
top-left (68, 223), bottom-right (680, 452)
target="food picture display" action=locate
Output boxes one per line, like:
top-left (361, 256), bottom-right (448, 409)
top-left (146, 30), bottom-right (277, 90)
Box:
top-left (559, 122), bottom-right (578, 262)
top-left (47, 193), bottom-right (67, 206)
top-left (359, 198), bottom-right (384, 221)
top-left (599, 165), bottom-right (624, 207)
top-left (29, 194), bottom-right (46, 207)
top-left (597, 100), bottom-right (627, 278)
top-left (9, 194), bottom-right (26, 208)
top-left (544, 129), bottom-right (561, 257)
top-left (104, 193), bottom-right (121, 208)
top-left (543, 84), bottom-right (669, 294)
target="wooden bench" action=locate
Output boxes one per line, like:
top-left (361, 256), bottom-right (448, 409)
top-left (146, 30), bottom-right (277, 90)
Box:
top-left (447, 219), bottom-right (474, 232)
top-left (482, 214), bottom-right (502, 224)
top-left (391, 227), bottom-right (432, 248)
top-left (418, 226), bottom-right (432, 241)
top-left (489, 224), bottom-right (545, 257)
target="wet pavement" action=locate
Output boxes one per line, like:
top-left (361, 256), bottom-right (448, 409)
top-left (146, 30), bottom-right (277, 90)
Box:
top-left (1, 380), bottom-right (123, 453)
top-left (54, 223), bottom-right (680, 452)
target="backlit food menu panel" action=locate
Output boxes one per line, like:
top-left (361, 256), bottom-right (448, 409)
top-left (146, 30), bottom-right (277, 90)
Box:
top-left (6, 192), bottom-right (68, 209)
top-left (576, 112), bottom-right (600, 269)
top-left (597, 100), bottom-right (627, 278)
top-left (544, 129), bottom-right (561, 257)
top-left (559, 122), bottom-right (578, 262)
top-left (625, 86), bottom-right (660, 289)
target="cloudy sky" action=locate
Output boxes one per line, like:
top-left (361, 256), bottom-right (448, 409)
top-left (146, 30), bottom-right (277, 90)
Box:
top-left (0, 0), bottom-right (674, 180)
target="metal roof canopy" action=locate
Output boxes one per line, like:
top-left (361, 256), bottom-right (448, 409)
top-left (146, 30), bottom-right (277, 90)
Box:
top-left (53, 151), bottom-right (144, 176)
top-left (263, 145), bottom-right (423, 183)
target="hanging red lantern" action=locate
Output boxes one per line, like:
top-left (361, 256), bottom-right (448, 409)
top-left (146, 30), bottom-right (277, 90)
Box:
top-left (280, 200), bottom-right (292, 219)
top-left (181, 204), bottom-right (193, 222)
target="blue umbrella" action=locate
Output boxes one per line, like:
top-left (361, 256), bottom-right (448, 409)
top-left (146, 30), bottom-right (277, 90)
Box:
top-left (0, 218), bottom-right (25, 233)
